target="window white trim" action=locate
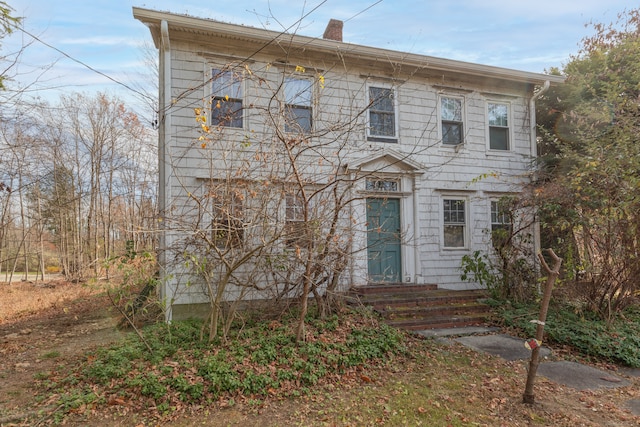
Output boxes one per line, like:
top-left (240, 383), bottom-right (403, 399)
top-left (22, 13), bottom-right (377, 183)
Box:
top-left (209, 187), bottom-right (245, 249)
top-left (283, 187), bottom-right (323, 249)
top-left (209, 66), bottom-right (246, 129)
top-left (284, 76), bottom-right (314, 134)
top-left (490, 198), bottom-right (512, 231)
top-left (486, 100), bottom-right (513, 152)
top-left (438, 94), bottom-right (466, 147)
top-left (441, 195), bottom-right (468, 250)
top-left (366, 82), bottom-right (399, 143)
top-left (365, 177), bottom-right (401, 192)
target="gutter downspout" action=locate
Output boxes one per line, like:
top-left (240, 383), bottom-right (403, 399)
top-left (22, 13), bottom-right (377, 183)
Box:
top-left (529, 80), bottom-right (550, 275)
top-left (160, 19), bottom-right (172, 322)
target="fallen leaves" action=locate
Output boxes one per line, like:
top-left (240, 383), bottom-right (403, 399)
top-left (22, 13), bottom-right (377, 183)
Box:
top-left (108, 396), bottom-right (127, 406)
top-left (4, 287), bottom-right (640, 427)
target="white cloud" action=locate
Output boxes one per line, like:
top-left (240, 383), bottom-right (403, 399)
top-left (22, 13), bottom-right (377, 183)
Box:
top-left (59, 36), bottom-right (143, 47)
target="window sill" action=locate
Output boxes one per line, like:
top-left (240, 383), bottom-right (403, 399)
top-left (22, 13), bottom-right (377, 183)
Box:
top-left (485, 149), bottom-right (512, 156)
top-left (210, 124), bottom-right (245, 131)
top-left (367, 136), bottom-right (398, 143)
top-left (441, 246), bottom-right (469, 252)
top-left (283, 132), bottom-right (313, 141)
top-left (438, 143), bottom-right (465, 154)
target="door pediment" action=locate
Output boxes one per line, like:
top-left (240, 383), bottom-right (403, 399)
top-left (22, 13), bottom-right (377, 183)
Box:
top-left (346, 148), bottom-right (425, 175)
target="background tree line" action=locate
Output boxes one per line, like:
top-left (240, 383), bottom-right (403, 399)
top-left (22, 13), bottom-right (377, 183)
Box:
top-left (0, 93), bottom-right (157, 281)
top-left (531, 9), bottom-right (639, 322)
top-left (0, 3), bottom-right (158, 282)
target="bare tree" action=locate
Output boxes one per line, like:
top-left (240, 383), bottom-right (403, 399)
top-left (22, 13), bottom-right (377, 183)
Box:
top-left (28, 93), bottom-right (157, 280)
top-left (164, 58), bottom-right (434, 342)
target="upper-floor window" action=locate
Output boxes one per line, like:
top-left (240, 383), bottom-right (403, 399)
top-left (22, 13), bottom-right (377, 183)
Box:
top-left (443, 198), bottom-right (466, 248)
top-left (368, 86), bottom-right (397, 142)
top-left (488, 102), bottom-right (510, 150)
top-left (441, 96), bottom-right (463, 145)
top-left (211, 69), bottom-right (243, 128)
top-left (284, 77), bottom-right (313, 134)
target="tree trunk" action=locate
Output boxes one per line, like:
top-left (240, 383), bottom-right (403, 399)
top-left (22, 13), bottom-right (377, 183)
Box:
top-left (523, 248), bottom-right (562, 404)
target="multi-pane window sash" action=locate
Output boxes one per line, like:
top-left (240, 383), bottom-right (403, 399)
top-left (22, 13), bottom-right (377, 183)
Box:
top-left (490, 200), bottom-right (512, 231)
top-left (366, 179), bottom-right (399, 192)
top-left (488, 103), bottom-right (509, 150)
top-left (441, 97), bottom-right (463, 145)
top-left (211, 191), bottom-right (244, 249)
top-left (211, 69), bottom-right (243, 128)
top-left (443, 199), bottom-right (465, 248)
top-left (285, 193), bottom-right (308, 248)
top-left (490, 200), bottom-right (513, 248)
top-left (285, 77), bottom-right (313, 134)
top-left (368, 87), bottom-right (396, 140)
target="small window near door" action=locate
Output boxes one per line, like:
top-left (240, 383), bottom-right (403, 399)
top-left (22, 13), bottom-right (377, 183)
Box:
top-left (285, 192), bottom-right (308, 248)
top-left (491, 200), bottom-right (512, 232)
top-left (366, 179), bottom-right (399, 192)
top-left (443, 198), bottom-right (465, 248)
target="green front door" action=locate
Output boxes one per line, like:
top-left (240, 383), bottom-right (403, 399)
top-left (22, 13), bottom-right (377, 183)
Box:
top-left (366, 198), bottom-right (401, 283)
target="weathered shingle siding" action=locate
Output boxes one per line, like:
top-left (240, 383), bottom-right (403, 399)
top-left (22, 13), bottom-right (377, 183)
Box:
top-left (162, 32), bottom-right (536, 297)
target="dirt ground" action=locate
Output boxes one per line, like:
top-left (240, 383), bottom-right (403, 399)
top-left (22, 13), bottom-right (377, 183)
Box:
top-left (1, 281), bottom-right (639, 427)
top-left (0, 280), bottom-right (126, 425)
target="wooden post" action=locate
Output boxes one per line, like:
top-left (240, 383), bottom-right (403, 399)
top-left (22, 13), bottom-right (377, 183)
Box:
top-left (522, 248), bottom-right (562, 404)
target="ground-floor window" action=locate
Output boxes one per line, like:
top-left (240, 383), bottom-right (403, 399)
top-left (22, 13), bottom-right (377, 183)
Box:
top-left (443, 198), bottom-right (466, 248)
top-left (490, 198), bottom-right (513, 248)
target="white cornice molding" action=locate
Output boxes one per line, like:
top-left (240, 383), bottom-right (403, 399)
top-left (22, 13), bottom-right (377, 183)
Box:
top-left (133, 7), bottom-right (565, 87)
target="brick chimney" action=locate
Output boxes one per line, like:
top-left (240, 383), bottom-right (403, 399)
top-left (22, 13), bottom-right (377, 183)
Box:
top-left (323, 19), bottom-right (343, 42)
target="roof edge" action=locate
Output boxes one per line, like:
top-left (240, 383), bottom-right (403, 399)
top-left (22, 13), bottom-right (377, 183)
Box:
top-left (132, 7), bottom-right (565, 86)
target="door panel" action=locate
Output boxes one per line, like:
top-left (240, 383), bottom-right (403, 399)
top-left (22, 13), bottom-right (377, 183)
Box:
top-left (366, 198), bottom-right (401, 282)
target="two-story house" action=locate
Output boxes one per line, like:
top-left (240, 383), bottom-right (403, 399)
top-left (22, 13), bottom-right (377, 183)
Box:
top-left (133, 8), bottom-right (564, 321)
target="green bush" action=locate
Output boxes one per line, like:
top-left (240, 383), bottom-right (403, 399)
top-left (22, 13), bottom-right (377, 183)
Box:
top-left (128, 373), bottom-right (166, 399)
top-left (46, 309), bottom-right (407, 423)
top-left (197, 355), bottom-right (242, 397)
top-left (83, 344), bottom-right (142, 384)
top-left (496, 301), bottom-right (640, 367)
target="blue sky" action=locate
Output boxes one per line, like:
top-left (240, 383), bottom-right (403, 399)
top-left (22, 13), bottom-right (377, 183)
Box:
top-left (5, 0), bottom-right (636, 112)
